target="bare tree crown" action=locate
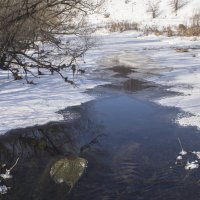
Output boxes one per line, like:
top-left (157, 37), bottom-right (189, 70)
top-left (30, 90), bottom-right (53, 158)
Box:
top-left (0, 0), bottom-right (102, 83)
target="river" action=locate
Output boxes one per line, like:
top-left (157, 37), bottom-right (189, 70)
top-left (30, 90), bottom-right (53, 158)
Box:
top-left (1, 60), bottom-right (200, 200)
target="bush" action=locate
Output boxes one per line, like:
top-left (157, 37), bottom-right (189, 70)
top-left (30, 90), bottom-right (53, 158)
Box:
top-left (176, 13), bottom-right (200, 37)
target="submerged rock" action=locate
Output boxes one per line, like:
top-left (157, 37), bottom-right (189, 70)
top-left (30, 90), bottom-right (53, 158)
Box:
top-left (50, 157), bottom-right (88, 191)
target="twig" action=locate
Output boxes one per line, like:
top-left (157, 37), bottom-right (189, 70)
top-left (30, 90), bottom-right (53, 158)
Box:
top-left (178, 137), bottom-right (184, 150)
top-left (9, 157), bottom-right (19, 171)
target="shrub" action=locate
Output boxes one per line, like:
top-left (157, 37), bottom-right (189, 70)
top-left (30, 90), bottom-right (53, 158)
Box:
top-left (176, 13), bottom-right (200, 37)
top-left (177, 24), bottom-right (187, 35)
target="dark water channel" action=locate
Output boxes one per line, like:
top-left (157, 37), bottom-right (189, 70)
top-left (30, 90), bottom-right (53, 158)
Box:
top-left (1, 66), bottom-right (200, 200)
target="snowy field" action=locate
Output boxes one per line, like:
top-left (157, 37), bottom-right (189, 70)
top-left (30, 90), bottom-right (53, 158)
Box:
top-left (89, 0), bottom-right (200, 28)
top-left (1, 31), bottom-right (200, 134)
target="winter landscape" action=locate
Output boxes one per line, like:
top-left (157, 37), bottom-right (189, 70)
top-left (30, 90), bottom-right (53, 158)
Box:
top-left (1, 0), bottom-right (200, 199)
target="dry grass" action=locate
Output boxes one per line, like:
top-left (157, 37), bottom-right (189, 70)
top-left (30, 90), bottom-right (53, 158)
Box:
top-left (176, 13), bottom-right (200, 36)
top-left (107, 12), bottom-right (200, 37)
top-left (177, 24), bottom-right (200, 36)
top-left (143, 23), bottom-right (200, 37)
top-left (143, 25), bottom-right (174, 37)
top-left (143, 25), bottom-right (160, 35)
top-left (108, 21), bottom-right (138, 32)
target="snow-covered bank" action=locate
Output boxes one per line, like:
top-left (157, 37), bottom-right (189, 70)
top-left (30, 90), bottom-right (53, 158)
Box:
top-left (0, 46), bottom-right (109, 134)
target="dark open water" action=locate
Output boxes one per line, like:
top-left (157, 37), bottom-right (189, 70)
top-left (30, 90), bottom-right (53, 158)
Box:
top-left (1, 67), bottom-right (200, 200)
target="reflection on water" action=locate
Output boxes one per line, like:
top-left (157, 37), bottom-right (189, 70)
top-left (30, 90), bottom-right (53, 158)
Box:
top-left (105, 79), bottom-right (152, 92)
top-left (109, 65), bottom-right (135, 77)
top-left (105, 65), bottom-right (153, 92)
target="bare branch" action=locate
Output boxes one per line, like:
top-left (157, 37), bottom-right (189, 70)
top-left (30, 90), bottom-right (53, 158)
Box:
top-left (0, 0), bottom-right (102, 82)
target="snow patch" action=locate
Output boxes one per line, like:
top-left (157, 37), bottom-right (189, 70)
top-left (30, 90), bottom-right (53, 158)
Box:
top-left (185, 161), bottom-right (199, 170)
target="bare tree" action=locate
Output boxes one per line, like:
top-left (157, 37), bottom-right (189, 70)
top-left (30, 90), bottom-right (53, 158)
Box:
top-left (0, 0), bottom-right (102, 83)
top-left (191, 10), bottom-right (200, 27)
top-left (170, 0), bottom-right (187, 15)
top-left (147, 0), bottom-right (160, 19)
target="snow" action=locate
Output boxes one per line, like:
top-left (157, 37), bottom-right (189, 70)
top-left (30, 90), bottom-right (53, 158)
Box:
top-left (141, 37), bottom-right (200, 129)
top-left (192, 151), bottom-right (200, 159)
top-left (89, 0), bottom-right (200, 28)
top-left (179, 150), bottom-right (187, 156)
top-left (176, 155), bottom-right (183, 160)
top-left (0, 45), bottom-right (109, 134)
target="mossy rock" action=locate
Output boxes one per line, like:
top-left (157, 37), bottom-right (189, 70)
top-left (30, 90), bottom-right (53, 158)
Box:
top-left (50, 157), bottom-right (88, 191)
